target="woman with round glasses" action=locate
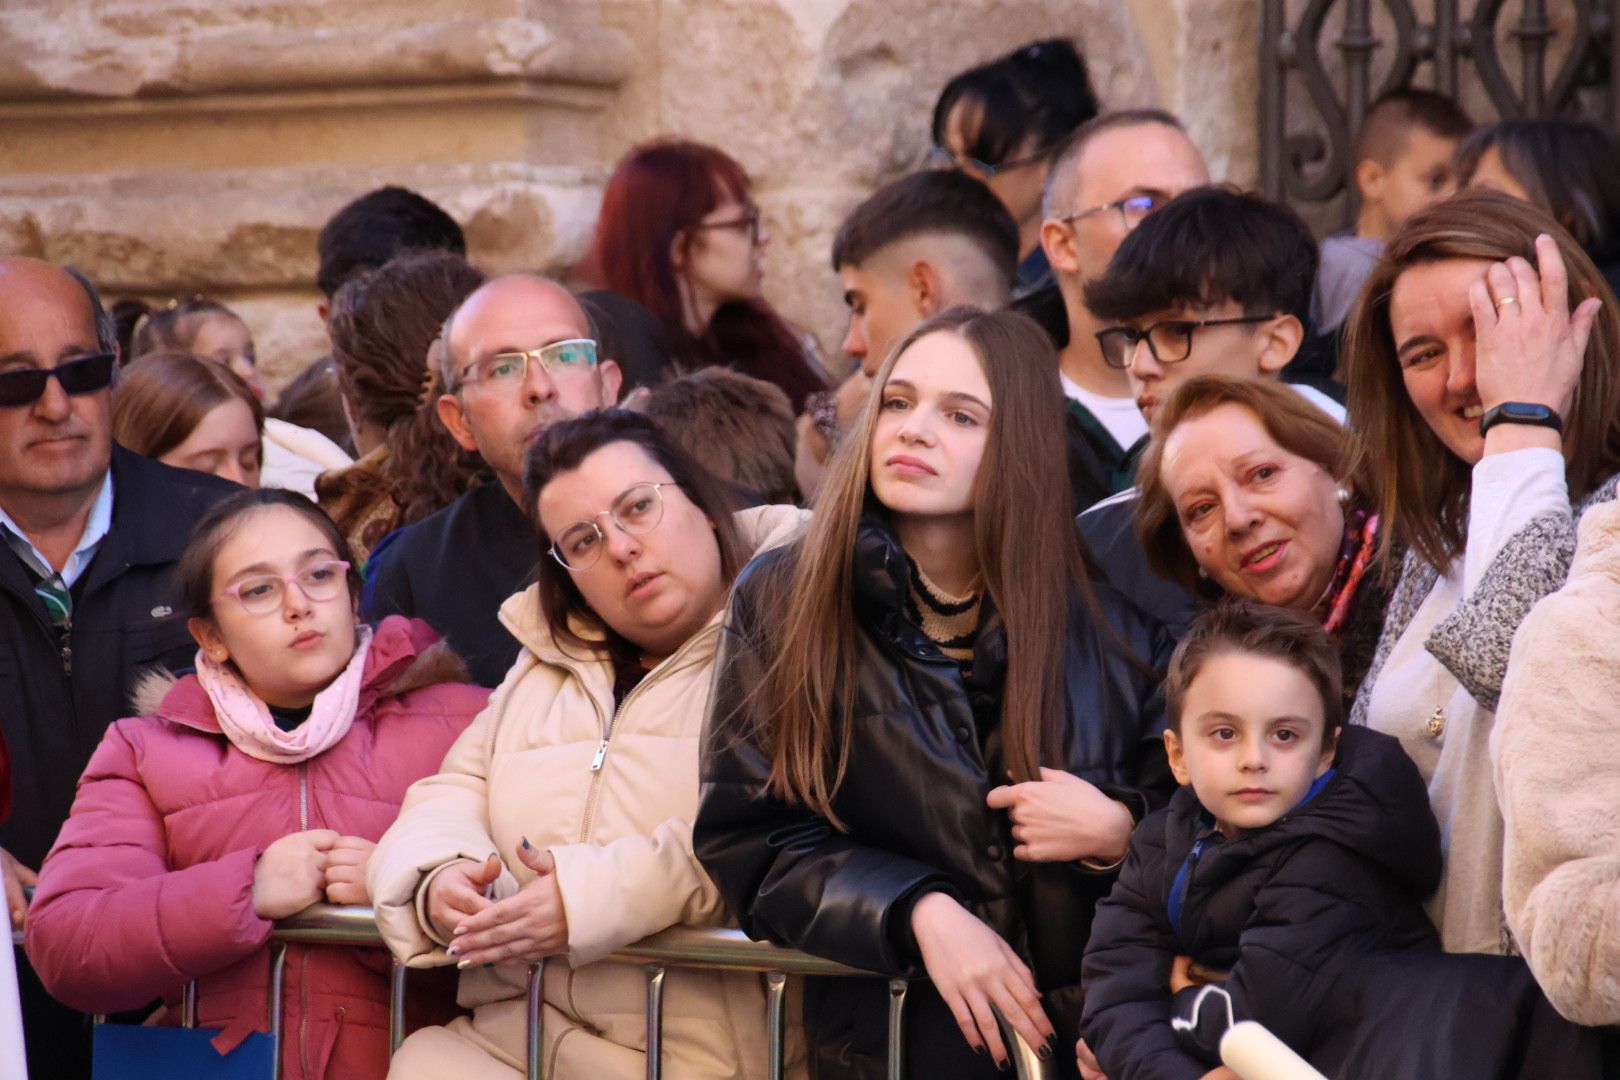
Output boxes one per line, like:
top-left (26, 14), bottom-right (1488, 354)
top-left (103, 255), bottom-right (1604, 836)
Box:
top-left (931, 39), bottom-right (1100, 289)
top-left (582, 139), bottom-right (828, 412)
top-left (26, 488), bottom-right (488, 1080)
top-left (370, 409), bottom-right (808, 1078)
top-left (695, 308), bottom-right (1170, 1077)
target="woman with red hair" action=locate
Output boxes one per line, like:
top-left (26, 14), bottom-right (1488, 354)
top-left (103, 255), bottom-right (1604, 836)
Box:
top-left (585, 139), bottom-right (828, 412)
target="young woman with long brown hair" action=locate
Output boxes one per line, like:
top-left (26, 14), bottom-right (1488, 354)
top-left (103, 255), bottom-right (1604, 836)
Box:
top-left (695, 307), bottom-right (1171, 1079)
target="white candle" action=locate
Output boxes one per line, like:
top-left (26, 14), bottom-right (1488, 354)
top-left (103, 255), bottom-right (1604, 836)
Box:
top-left (1219, 1021), bottom-right (1327, 1080)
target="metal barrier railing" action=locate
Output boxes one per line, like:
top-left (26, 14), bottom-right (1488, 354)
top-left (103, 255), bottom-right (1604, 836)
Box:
top-left (14, 904), bottom-right (1052, 1080)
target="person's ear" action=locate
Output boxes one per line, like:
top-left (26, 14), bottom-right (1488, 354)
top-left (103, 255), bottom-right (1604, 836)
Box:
top-left (188, 616), bottom-right (227, 663)
top-left (1041, 218), bottom-right (1081, 276)
top-left (906, 260), bottom-right (944, 318)
top-left (1164, 728), bottom-right (1191, 786)
top-left (669, 230), bottom-right (692, 271)
top-left (1355, 158), bottom-right (1384, 203)
top-left (597, 359), bottom-right (624, 405)
top-left (1255, 314), bottom-right (1305, 376)
top-left (1317, 724), bottom-right (1342, 775)
top-left (435, 393), bottom-right (480, 453)
top-left (316, 300), bottom-right (330, 324)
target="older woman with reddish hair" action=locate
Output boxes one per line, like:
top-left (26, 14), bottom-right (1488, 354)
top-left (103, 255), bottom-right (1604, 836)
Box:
top-left (582, 138), bottom-right (828, 411)
top-left (1133, 374), bottom-right (1391, 710)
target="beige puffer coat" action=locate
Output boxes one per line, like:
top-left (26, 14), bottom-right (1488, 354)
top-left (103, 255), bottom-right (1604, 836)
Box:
top-left (370, 505), bottom-right (808, 1078)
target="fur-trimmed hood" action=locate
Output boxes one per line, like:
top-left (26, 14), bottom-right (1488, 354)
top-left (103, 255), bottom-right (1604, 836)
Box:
top-left (130, 615), bottom-right (471, 727)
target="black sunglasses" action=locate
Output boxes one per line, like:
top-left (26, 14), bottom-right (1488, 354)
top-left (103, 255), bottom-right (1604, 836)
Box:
top-left (0, 352), bottom-right (117, 408)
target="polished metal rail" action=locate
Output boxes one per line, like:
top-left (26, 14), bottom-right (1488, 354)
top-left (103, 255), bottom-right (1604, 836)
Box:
top-left (17, 904), bottom-right (1051, 1079)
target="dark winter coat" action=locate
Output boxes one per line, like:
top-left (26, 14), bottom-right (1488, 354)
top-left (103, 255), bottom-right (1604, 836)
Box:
top-left (1081, 725), bottom-right (1604, 1080)
top-left (363, 480), bottom-right (535, 688)
top-left (0, 446), bottom-right (236, 871)
top-left (695, 521), bottom-right (1175, 1079)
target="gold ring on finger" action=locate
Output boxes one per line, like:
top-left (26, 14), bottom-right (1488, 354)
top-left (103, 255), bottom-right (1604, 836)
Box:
top-left (1496, 296), bottom-right (1520, 309)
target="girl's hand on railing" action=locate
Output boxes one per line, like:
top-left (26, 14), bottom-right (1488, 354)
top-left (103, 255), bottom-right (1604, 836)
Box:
top-left (447, 840), bottom-right (569, 968)
top-left (910, 891), bottom-right (1055, 1070)
top-left (253, 830), bottom-right (339, 919)
top-left (425, 853), bottom-right (502, 941)
top-left (322, 836), bottom-right (376, 905)
top-left (2, 847), bottom-right (36, 931)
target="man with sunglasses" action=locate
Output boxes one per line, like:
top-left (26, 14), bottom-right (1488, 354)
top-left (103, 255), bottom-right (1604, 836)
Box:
top-left (1074, 187), bottom-right (1343, 639)
top-left (1036, 110), bottom-right (1210, 507)
top-left (364, 274), bottom-right (622, 687)
top-left (0, 256), bottom-right (236, 1077)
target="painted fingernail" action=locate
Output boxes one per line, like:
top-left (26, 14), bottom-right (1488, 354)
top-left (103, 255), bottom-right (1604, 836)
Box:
top-left (482, 963), bottom-right (494, 970)
top-left (998, 1060), bottom-right (1011, 1072)
top-left (974, 1046), bottom-right (986, 1057)
top-left (521, 836), bottom-right (532, 851)
top-left (452, 925), bottom-right (467, 935)
top-left (456, 959), bottom-right (470, 969)
top-left (1038, 1044), bottom-right (1052, 1061)
top-left (446, 946), bottom-right (459, 957)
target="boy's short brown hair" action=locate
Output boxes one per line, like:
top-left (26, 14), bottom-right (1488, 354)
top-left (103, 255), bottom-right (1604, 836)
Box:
top-left (638, 367), bottom-right (798, 505)
top-left (1166, 599), bottom-right (1344, 743)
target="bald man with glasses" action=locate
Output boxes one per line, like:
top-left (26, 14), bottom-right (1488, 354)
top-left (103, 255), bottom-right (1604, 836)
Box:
top-left (0, 256), bottom-right (235, 1078)
top-left (363, 274), bottom-right (623, 688)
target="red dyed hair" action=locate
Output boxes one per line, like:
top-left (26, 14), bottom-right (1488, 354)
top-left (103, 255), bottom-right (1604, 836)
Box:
top-left (585, 139), bottom-right (826, 410)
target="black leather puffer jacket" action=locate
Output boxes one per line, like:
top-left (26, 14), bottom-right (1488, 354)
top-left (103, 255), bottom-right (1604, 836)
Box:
top-left (695, 521), bottom-right (1174, 1079)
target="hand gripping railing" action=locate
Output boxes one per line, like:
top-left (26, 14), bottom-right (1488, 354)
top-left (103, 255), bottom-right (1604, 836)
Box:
top-left (15, 904), bottom-right (1053, 1080)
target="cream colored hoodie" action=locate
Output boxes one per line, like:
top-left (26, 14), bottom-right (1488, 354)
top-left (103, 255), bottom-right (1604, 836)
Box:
top-left (370, 505), bottom-right (808, 1078)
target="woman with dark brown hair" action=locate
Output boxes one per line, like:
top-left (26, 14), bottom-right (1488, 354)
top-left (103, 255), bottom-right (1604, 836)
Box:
top-left (1134, 374), bottom-right (1390, 708)
top-left (370, 410), bottom-right (807, 1078)
top-left (1342, 189), bottom-right (1620, 956)
top-left (317, 249), bottom-right (487, 563)
top-left (695, 307), bottom-right (1171, 1078)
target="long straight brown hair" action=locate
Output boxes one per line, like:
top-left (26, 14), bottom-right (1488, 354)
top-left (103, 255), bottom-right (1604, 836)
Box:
top-left (749, 306), bottom-right (1101, 825)
top-left (1343, 190), bottom-right (1620, 572)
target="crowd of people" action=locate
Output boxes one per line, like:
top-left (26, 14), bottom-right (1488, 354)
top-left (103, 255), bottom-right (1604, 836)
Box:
top-left (2, 33), bottom-right (1620, 1080)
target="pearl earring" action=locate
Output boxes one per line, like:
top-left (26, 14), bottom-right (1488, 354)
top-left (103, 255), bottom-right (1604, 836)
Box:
top-left (1336, 486), bottom-right (1351, 504)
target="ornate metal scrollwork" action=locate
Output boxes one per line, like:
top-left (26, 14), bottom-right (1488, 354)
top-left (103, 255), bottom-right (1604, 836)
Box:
top-left (1261, 0), bottom-right (1617, 226)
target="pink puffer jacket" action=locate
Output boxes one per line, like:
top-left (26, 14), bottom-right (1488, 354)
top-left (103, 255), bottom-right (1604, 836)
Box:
top-left (25, 616), bottom-right (489, 1080)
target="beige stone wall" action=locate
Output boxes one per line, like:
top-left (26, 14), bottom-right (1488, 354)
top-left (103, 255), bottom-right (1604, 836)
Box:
top-left (0, 0), bottom-right (1259, 393)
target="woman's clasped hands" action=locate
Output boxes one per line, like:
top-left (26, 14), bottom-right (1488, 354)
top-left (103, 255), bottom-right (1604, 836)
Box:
top-left (427, 839), bottom-right (570, 969)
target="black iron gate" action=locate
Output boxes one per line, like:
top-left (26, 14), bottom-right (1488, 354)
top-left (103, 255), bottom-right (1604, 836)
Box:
top-left (1261, 0), bottom-right (1619, 227)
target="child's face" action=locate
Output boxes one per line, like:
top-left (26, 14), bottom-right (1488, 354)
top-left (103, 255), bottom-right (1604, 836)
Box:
top-left (1165, 651), bottom-right (1338, 836)
top-left (1371, 127), bottom-right (1460, 233)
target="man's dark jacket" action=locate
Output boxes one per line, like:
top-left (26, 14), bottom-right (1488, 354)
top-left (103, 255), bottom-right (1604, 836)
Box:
top-left (1078, 491), bottom-right (1201, 640)
top-left (695, 521), bottom-right (1176, 1078)
top-left (0, 446), bottom-right (235, 870)
top-left (1081, 725), bottom-right (1604, 1080)
top-left (363, 481), bottom-right (535, 688)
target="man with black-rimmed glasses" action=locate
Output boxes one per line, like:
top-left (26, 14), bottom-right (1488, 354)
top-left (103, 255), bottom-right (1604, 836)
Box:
top-left (0, 255), bottom-right (234, 1078)
top-left (1035, 110), bottom-right (1209, 507)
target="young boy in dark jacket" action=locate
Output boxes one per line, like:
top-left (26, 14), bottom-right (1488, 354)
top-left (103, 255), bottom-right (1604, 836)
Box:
top-left (1079, 600), bottom-right (1602, 1080)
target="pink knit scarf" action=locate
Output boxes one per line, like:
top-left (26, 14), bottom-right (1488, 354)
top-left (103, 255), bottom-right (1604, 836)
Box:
top-left (195, 625), bottom-right (373, 764)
